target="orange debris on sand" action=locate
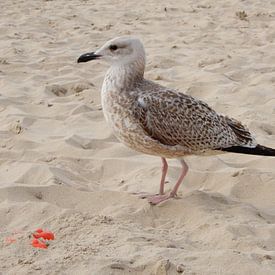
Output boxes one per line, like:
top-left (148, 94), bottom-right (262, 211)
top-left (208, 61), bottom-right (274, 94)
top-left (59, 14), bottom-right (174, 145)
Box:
top-left (31, 228), bottom-right (55, 249)
top-left (5, 236), bottom-right (16, 244)
top-left (31, 238), bottom-right (48, 249)
top-left (33, 231), bottom-right (55, 241)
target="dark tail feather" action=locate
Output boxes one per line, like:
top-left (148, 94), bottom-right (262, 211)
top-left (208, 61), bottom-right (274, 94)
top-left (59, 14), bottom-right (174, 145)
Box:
top-left (221, 144), bottom-right (275, 156)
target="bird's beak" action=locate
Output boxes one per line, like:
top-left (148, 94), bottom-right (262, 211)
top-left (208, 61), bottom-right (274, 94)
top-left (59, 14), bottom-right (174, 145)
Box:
top-left (77, 52), bottom-right (102, 63)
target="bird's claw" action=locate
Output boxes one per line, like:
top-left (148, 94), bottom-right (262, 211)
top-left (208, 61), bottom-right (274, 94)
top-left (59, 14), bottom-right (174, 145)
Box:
top-left (147, 193), bottom-right (174, 205)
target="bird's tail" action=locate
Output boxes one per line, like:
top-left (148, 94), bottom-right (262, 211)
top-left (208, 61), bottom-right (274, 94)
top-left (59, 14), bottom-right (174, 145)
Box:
top-left (221, 144), bottom-right (275, 156)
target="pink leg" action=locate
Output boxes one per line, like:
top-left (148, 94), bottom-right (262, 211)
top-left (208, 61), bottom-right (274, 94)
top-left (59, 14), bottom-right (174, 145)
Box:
top-left (159, 157), bottom-right (168, 195)
top-left (148, 159), bottom-right (189, 205)
top-left (132, 157), bottom-right (168, 198)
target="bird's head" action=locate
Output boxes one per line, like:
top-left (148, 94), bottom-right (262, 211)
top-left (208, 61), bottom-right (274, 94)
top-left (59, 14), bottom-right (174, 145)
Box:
top-left (77, 36), bottom-right (145, 66)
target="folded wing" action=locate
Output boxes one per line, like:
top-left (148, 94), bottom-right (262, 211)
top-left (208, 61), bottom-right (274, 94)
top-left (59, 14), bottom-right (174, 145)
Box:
top-left (132, 88), bottom-right (256, 152)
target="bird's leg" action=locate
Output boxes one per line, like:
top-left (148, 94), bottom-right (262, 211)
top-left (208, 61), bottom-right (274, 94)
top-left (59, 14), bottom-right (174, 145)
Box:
top-left (148, 159), bottom-right (188, 205)
top-left (170, 159), bottom-right (188, 197)
top-left (159, 157), bottom-right (168, 195)
top-left (132, 157), bottom-right (168, 198)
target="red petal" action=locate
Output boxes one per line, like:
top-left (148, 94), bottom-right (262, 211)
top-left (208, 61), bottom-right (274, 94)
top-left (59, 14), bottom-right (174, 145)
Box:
top-left (33, 231), bottom-right (55, 240)
top-left (31, 238), bottom-right (47, 249)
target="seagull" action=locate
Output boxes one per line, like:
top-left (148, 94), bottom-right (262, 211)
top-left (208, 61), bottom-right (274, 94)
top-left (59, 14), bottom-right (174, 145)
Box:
top-left (78, 36), bottom-right (275, 205)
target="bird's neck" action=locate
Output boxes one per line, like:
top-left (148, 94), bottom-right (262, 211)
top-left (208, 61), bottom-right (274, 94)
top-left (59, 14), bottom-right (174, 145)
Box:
top-left (103, 59), bottom-right (145, 92)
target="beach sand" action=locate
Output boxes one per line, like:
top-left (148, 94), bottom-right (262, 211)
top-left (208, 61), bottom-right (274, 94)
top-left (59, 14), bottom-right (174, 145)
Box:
top-left (0, 0), bottom-right (275, 274)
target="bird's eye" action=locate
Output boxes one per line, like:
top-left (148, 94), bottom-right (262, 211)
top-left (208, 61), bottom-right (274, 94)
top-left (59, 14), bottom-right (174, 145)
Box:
top-left (109, 45), bottom-right (118, 51)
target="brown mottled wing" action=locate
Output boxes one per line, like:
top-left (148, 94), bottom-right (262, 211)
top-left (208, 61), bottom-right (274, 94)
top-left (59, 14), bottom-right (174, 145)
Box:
top-left (224, 116), bottom-right (256, 147)
top-left (133, 89), bottom-right (254, 151)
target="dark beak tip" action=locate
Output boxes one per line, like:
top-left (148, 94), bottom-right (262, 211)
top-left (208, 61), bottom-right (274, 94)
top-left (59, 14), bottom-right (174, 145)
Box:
top-left (77, 57), bottom-right (84, 63)
top-left (77, 52), bottom-right (101, 63)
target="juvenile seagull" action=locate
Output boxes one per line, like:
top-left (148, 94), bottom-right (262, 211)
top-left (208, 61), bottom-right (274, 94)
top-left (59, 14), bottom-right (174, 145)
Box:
top-left (78, 37), bottom-right (275, 205)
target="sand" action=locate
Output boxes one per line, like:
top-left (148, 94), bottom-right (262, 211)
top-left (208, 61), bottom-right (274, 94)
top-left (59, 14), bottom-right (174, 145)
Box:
top-left (0, 0), bottom-right (275, 274)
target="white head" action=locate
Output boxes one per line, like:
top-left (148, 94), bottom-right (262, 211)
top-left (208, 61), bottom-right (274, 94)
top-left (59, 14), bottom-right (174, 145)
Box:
top-left (77, 36), bottom-right (146, 67)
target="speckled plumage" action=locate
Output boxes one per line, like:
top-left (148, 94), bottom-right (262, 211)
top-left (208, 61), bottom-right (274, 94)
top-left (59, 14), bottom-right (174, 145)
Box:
top-left (78, 36), bottom-right (270, 204)
top-left (100, 46), bottom-right (256, 159)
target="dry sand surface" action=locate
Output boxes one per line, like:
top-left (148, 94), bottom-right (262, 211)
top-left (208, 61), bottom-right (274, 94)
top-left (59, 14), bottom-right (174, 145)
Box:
top-left (0, 0), bottom-right (275, 274)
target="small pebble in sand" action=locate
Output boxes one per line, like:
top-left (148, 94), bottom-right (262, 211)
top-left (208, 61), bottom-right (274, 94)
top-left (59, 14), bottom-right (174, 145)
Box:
top-left (176, 264), bottom-right (185, 273)
top-left (236, 11), bottom-right (248, 21)
top-left (153, 259), bottom-right (170, 275)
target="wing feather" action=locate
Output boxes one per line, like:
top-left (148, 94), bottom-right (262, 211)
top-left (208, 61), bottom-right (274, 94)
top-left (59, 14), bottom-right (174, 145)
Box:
top-left (132, 88), bottom-right (255, 151)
